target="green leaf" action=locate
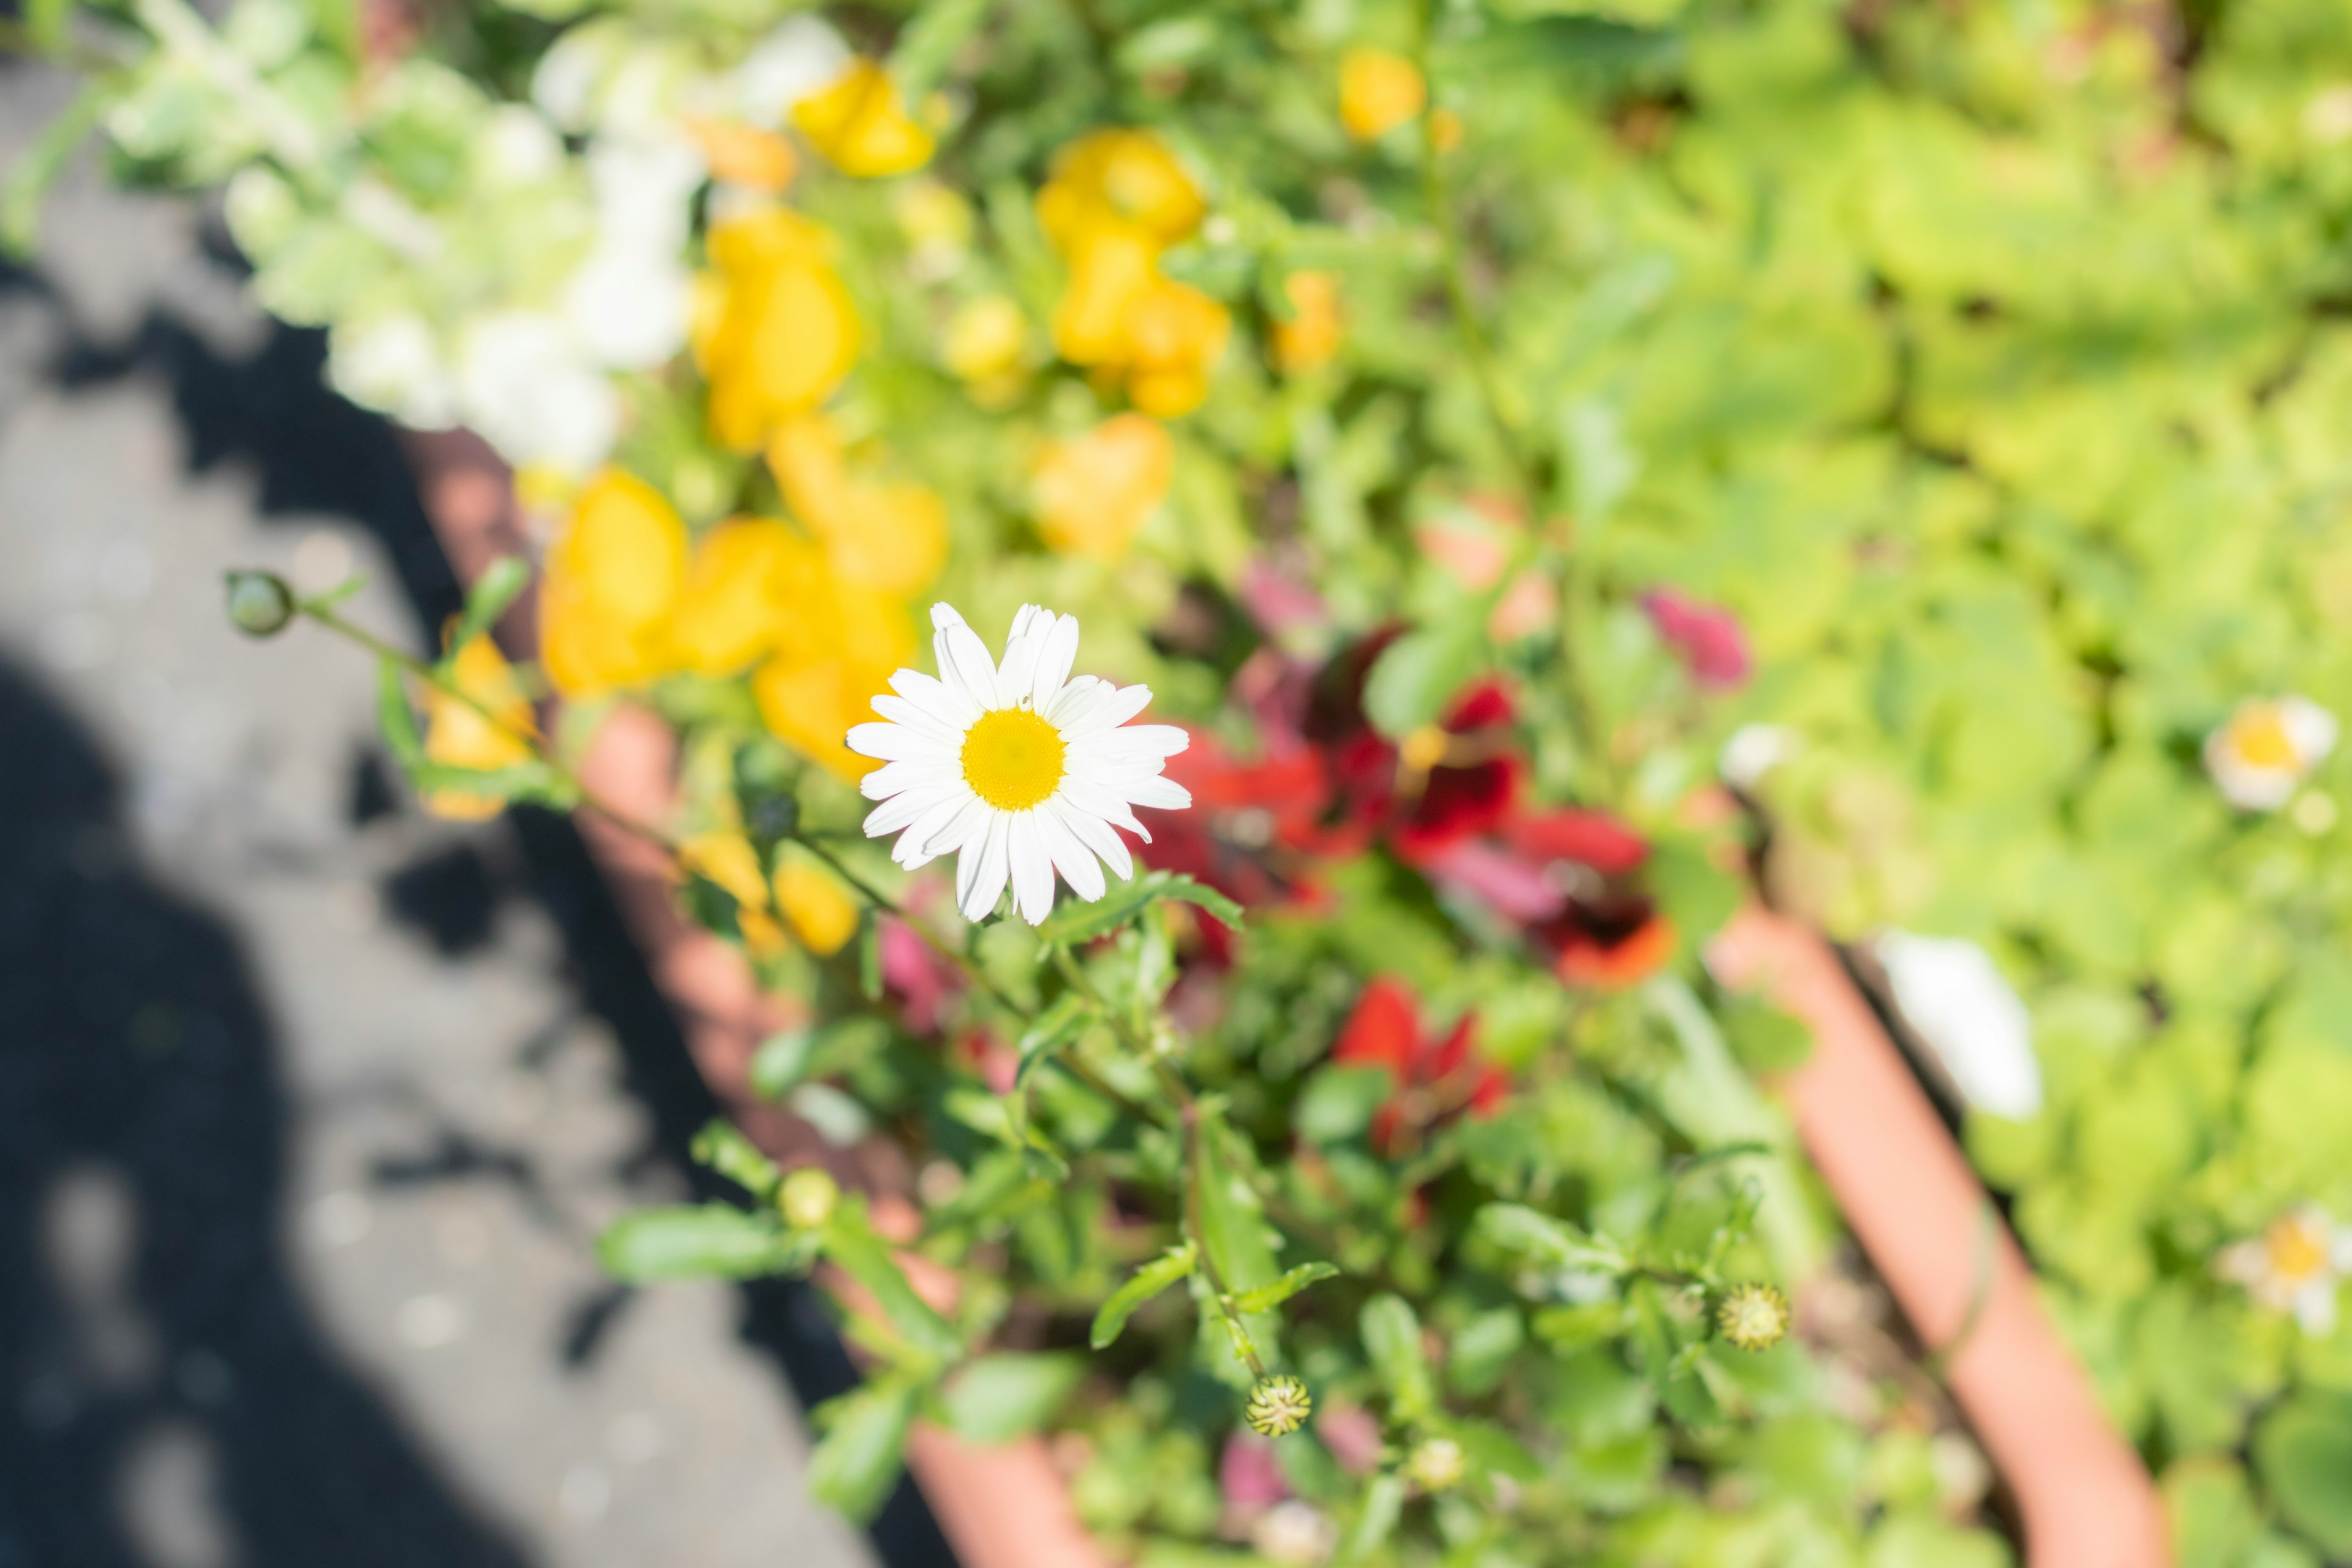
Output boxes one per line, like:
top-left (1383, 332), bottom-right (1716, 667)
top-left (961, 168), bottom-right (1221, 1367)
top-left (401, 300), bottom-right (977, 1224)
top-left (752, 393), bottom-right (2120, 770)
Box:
top-left (1448, 1308), bottom-right (1526, 1397)
top-left (823, 1206), bottom-right (965, 1366)
top-left (406, 760), bottom-right (581, 810)
top-left (690, 1119), bottom-right (781, 1202)
top-left (1193, 1101), bottom-right (1283, 1376)
top-left (858, 910), bottom-right (883, 1001)
top-left (375, 657), bottom-right (426, 770)
top-left (1474, 1203), bottom-right (1630, 1273)
top-left (596, 1205), bottom-right (810, 1281)
top-left (750, 1017), bottom-right (891, 1101)
top-left (938, 1352), bottom-right (1085, 1445)
top-left (1230, 1261), bottom-right (1342, 1316)
top-left (1294, 1065), bottom-right (1395, 1144)
top-left (1338, 1471), bottom-right (1405, 1562)
top-left (1362, 622), bottom-right (1487, 741)
top-left (1015, 990), bottom-right (1094, 1088)
top-left (2254, 1392), bottom-right (2352, 1556)
top-left (448, 556), bottom-right (530, 655)
top-left (1036, 871), bottom-right (1243, 948)
top-left (1361, 1294), bottom-right (1434, 1422)
top-left (2, 83), bottom-right (103, 257)
top-left (888, 0), bottom-right (992, 99)
top-left (809, 1378), bottom-right (918, 1521)
top-left (1091, 1243), bottom-right (1198, 1348)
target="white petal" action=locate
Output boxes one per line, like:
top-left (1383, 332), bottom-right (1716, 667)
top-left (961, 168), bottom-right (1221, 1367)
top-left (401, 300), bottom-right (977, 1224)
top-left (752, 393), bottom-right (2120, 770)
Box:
top-left (891, 666), bottom-right (982, 729)
top-left (922, 794), bottom-right (992, 859)
top-left (936, 614), bottom-right (1004, 711)
top-left (870, 693), bottom-right (966, 745)
top-left (892, 791), bottom-right (972, 870)
top-left (1035, 802), bottom-right (1106, 902)
top-left (2296, 1280), bottom-right (2340, 1337)
top-left (1051, 796), bottom-right (1134, 881)
top-left (1061, 778), bottom-right (1153, 843)
top-left (1008, 811), bottom-right (1055, 925)
top-left (958, 810), bottom-right (1010, 921)
top-left (1030, 614), bottom-right (1080, 711)
top-left (845, 721), bottom-right (940, 762)
top-left (860, 756), bottom-right (958, 801)
top-left (1065, 682), bottom-right (1153, 737)
top-left (1044, 674), bottom-right (1110, 726)
top-left (864, 782), bottom-right (962, 839)
top-left (1123, 775), bottom-right (1194, 810)
top-left (998, 619), bottom-right (1046, 704)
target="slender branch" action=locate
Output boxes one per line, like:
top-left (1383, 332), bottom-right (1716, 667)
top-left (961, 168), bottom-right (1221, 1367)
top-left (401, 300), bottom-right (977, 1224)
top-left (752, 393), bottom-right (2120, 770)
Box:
top-left (1183, 1102), bottom-right (1268, 1378)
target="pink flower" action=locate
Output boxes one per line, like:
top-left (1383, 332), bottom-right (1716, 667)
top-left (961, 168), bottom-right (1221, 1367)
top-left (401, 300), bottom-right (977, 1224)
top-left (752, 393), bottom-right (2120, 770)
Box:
top-left (1219, 1432), bottom-right (1290, 1512)
top-left (1641, 588), bottom-right (1751, 690)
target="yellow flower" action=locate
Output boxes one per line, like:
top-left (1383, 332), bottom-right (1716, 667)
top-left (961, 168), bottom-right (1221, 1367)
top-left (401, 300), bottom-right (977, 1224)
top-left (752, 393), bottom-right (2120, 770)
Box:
top-left (1340, 48), bottom-right (1426, 143)
top-left (1272, 270), bottom-right (1344, 373)
top-left (1121, 274), bottom-right (1230, 418)
top-left (1034, 413), bottom-right (1174, 562)
top-left (1036, 129), bottom-right (1205, 252)
top-left (1050, 219), bottom-right (1161, 369)
top-left (669, 518), bottom-right (807, 677)
top-left (944, 295), bottom-right (1030, 402)
top-left (766, 416), bottom-right (949, 598)
top-left (695, 209), bottom-right (861, 451)
top-left (682, 116), bottom-right (798, 192)
top-left (679, 831), bottom-right (788, 959)
top-left (775, 844), bottom-right (859, 955)
top-left (422, 633), bottom-right (538, 821)
top-left (540, 469), bottom-right (687, 698)
top-left (793, 60), bottom-right (935, 178)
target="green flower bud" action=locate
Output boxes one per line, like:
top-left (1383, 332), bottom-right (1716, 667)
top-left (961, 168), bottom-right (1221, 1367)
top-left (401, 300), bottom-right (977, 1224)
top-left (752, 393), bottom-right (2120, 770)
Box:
top-left (1405, 1435), bottom-right (1466, 1493)
top-left (224, 570), bottom-right (296, 638)
top-left (1715, 1281), bottom-right (1792, 1352)
top-left (1243, 1374), bottom-right (1313, 1438)
top-left (778, 1166), bottom-right (840, 1230)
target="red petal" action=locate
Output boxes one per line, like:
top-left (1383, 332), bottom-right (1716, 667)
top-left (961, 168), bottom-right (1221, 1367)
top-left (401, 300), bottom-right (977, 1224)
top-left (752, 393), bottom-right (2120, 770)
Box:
top-left (1332, 976), bottom-right (1420, 1078)
top-left (1504, 807), bottom-right (1649, 876)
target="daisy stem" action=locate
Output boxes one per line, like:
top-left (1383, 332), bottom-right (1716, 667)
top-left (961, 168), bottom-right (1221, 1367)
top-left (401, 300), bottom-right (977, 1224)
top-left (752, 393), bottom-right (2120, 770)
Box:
top-left (294, 597), bottom-right (682, 853)
top-left (1050, 948), bottom-right (1196, 1113)
top-left (1183, 1101), bottom-right (1268, 1379)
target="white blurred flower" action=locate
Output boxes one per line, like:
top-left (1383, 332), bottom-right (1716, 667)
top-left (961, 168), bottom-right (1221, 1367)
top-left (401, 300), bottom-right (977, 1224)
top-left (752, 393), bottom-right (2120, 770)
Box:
top-left (734, 15), bottom-right (852, 124)
top-left (2206, 696), bottom-right (2338, 812)
top-left (478, 105), bottom-right (565, 187)
top-left (585, 135), bottom-right (703, 254)
top-left (2218, 1205), bottom-right (2352, 1336)
top-left (455, 312), bottom-right (619, 476)
top-left (1719, 723), bottom-right (1798, 790)
top-left (559, 136), bottom-right (703, 369)
top-left (1875, 931), bottom-right (2042, 1120)
top-left (327, 314), bottom-right (456, 431)
top-left (1250, 1501), bottom-right (1337, 1567)
top-left (532, 21), bottom-right (702, 138)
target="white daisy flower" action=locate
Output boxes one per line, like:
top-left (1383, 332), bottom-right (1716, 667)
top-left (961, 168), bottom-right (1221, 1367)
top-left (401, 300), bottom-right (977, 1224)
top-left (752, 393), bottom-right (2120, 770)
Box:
top-left (1875, 930), bottom-right (2043, 1120)
top-left (2217, 1204), bottom-right (2352, 1336)
top-left (2205, 695), bottom-right (2338, 812)
top-left (845, 604), bottom-right (1192, 925)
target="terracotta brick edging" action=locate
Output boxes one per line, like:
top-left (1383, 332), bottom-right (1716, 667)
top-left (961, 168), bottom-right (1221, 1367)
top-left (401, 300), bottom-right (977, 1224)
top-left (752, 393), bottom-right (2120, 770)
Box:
top-left (397, 431), bottom-right (2167, 1568)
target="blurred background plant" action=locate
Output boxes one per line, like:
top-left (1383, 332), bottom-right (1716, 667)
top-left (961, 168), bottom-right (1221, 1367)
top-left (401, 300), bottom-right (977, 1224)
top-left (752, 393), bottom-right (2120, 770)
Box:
top-left (19, 0), bottom-right (2352, 1559)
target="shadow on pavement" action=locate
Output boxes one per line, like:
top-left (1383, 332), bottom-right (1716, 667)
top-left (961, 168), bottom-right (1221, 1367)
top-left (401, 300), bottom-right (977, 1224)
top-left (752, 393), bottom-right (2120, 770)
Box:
top-left (0, 239), bottom-right (956, 1568)
top-left (0, 658), bottom-right (533, 1568)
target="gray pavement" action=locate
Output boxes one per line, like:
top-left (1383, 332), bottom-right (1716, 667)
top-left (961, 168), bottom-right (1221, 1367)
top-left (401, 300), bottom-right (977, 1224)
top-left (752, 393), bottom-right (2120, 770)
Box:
top-left (0, 59), bottom-right (904, 1568)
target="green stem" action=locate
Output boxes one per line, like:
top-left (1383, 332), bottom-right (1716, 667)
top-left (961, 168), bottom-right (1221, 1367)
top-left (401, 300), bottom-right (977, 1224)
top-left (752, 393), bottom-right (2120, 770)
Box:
top-left (296, 597), bottom-right (681, 852)
top-left (1183, 1102), bottom-right (1267, 1378)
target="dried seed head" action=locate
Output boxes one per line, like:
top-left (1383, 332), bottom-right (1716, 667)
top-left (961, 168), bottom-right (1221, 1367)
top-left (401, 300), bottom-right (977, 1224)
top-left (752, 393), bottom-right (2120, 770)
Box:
top-left (1244, 1374), bottom-right (1313, 1438)
top-left (1716, 1281), bottom-right (1792, 1352)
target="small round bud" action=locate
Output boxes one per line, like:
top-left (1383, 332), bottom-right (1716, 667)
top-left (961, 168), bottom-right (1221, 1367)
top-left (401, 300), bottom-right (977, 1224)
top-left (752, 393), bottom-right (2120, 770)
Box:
top-left (224, 570), bottom-right (296, 637)
top-left (1715, 1281), bottom-right (1792, 1352)
top-left (1404, 1435), bottom-right (1466, 1493)
top-left (778, 1167), bottom-right (840, 1230)
top-left (1243, 1374), bottom-right (1313, 1438)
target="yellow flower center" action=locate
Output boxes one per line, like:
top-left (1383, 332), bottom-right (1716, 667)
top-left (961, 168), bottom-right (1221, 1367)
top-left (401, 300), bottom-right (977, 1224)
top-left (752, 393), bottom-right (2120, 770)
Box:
top-left (2269, 1215), bottom-right (2330, 1283)
top-left (961, 708), bottom-right (1066, 811)
top-left (2232, 707), bottom-right (2300, 769)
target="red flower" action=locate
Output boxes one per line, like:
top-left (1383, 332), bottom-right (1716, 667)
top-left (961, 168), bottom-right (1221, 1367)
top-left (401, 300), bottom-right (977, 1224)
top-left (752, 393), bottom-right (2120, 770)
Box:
top-left (1308, 633), bottom-right (1523, 865)
top-left (1641, 588), bottom-right (1752, 690)
top-left (1536, 900), bottom-right (1676, 990)
top-left (1329, 977), bottom-right (1509, 1153)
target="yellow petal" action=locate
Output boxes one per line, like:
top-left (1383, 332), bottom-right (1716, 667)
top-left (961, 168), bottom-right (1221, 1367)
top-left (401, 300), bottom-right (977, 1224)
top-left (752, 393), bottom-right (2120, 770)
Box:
top-left (775, 845), bottom-right (860, 956)
top-left (421, 634), bottom-right (538, 821)
top-left (1034, 413), bottom-right (1174, 562)
top-left (1340, 48), bottom-right (1426, 143)
top-left (767, 418), bottom-right (948, 597)
top-left (669, 517), bottom-right (813, 677)
top-left (1272, 270), bottom-right (1344, 373)
top-left (540, 469), bottom-right (687, 698)
top-left (698, 211), bottom-right (861, 451)
top-left (679, 831), bottom-right (788, 959)
top-left (1037, 129), bottom-right (1205, 251)
top-left (1120, 274), bottom-right (1229, 417)
top-left (793, 61), bottom-right (935, 178)
top-left (944, 295), bottom-right (1028, 383)
top-left (683, 116), bottom-right (799, 192)
top-left (1051, 219), bottom-right (1158, 367)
